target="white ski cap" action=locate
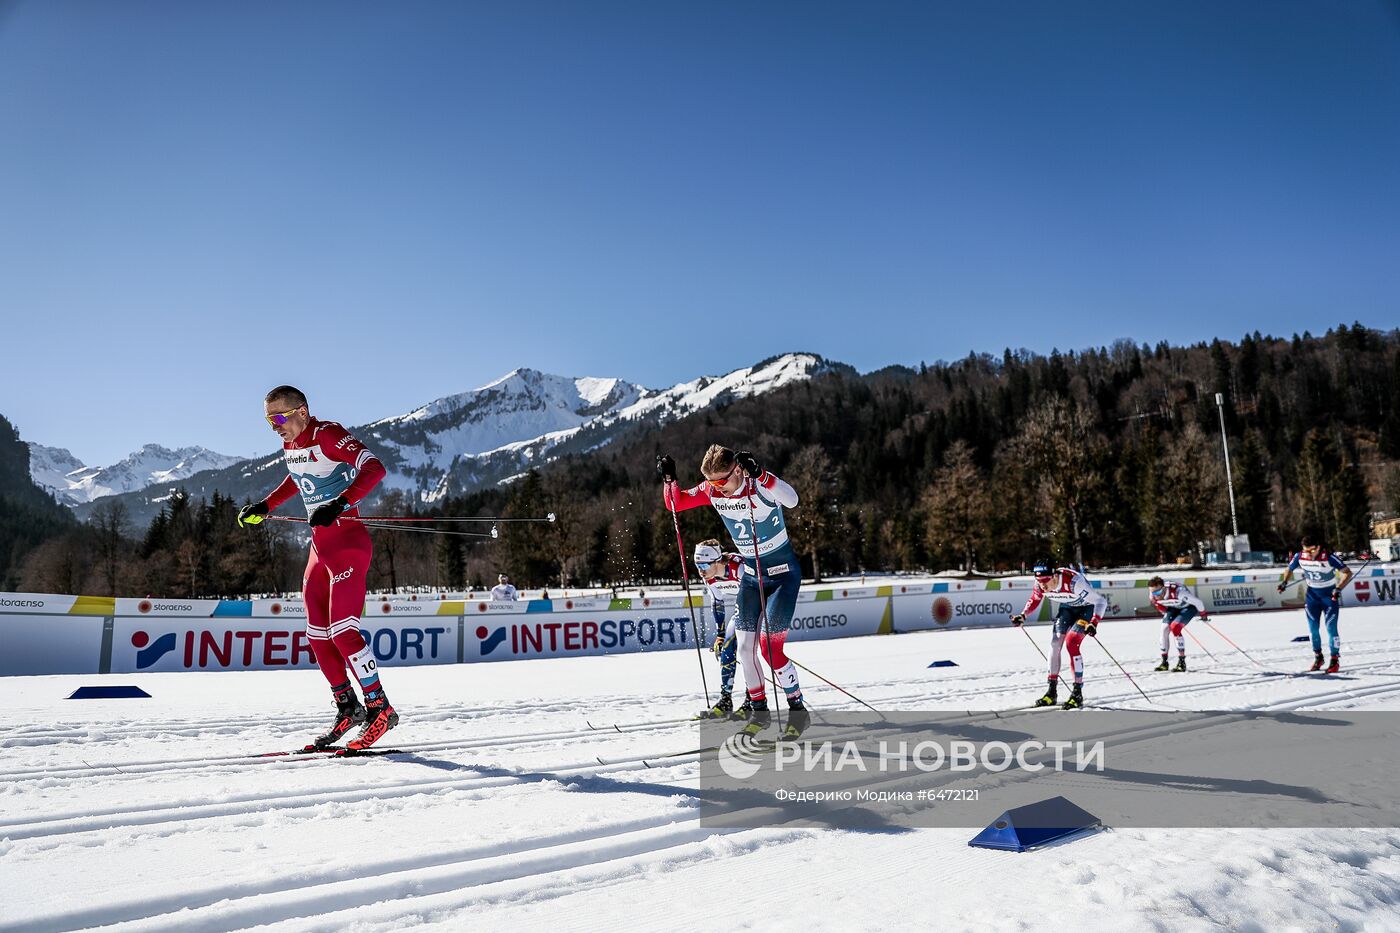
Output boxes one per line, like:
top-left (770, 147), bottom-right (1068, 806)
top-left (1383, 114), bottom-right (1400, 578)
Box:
top-left (693, 543), bottom-right (722, 564)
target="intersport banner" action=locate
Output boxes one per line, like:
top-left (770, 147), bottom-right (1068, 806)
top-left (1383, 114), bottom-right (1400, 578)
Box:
top-left (462, 590), bottom-right (892, 663)
top-left (4, 567), bottom-right (1398, 675)
top-left (111, 617), bottom-right (461, 674)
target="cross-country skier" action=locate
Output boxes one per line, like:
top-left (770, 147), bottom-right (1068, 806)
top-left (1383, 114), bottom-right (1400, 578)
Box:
top-left (1010, 558), bottom-right (1107, 709)
top-left (1147, 576), bottom-right (1209, 672)
top-left (1277, 536), bottom-right (1353, 672)
top-left (692, 538), bottom-right (748, 720)
top-left (236, 385), bottom-right (398, 752)
top-left (658, 446), bottom-right (810, 739)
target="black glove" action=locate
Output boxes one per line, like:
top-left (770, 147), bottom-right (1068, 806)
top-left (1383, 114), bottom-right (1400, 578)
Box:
top-left (1332, 587), bottom-right (1343, 603)
top-left (656, 454), bottom-right (677, 483)
top-left (236, 500), bottom-right (270, 528)
top-left (1276, 580), bottom-right (1288, 594)
top-left (308, 496), bottom-right (348, 528)
top-left (1084, 622), bottom-right (1098, 637)
top-left (735, 450), bottom-right (761, 477)
top-left (1010, 613), bottom-right (1025, 626)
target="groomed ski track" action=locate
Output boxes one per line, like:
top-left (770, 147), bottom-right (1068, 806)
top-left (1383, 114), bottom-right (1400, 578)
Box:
top-left (4, 606), bottom-right (1400, 932)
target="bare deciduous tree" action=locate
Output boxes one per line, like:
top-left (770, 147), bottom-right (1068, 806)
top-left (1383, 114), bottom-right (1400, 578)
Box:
top-left (921, 440), bottom-right (989, 572)
top-left (784, 444), bottom-right (838, 582)
top-left (1005, 398), bottom-right (1108, 566)
top-left (88, 500), bottom-right (130, 596)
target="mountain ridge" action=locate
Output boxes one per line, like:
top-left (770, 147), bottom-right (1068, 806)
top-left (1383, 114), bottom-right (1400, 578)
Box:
top-left (61, 353), bottom-right (847, 526)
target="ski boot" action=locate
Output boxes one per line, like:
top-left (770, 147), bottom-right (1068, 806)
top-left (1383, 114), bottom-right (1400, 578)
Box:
top-left (729, 698), bottom-right (752, 722)
top-left (1032, 681), bottom-right (1058, 707)
top-left (1061, 684), bottom-right (1083, 710)
top-left (304, 685), bottom-right (365, 751)
top-left (1153, 655), bottom-right (1170, 672)
top-left (739, 704), bottom-right (771, 738)
top-left (695, 692), bottom-right (733, 720)
top-left (780, 703), bottom-right (811, 741)
top-left (1325, 655), bottom-right (1341, 674)
top-left (1173, 656), bottom-right (1187, 673)
top-left (1309, 652), bottom-right (1325, 672)
top-left (345, 692), bottom-right (398, 752)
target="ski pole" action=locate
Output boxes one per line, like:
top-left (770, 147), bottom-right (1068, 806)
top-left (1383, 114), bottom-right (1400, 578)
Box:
top-left (1335, 557), bottom-right (1373, 595)
top-left (1016, 622), bottom-right (1049, 661)
top-left (1090, 632), bottom-right (1155, 705)
top-left (359, 520), bottom-right (497, 538)
top-left (661, 468), bottom-right (711, 709)
top-left (1184, 626), bottom-right (1219, 662)
top-left (263, 516), bottom-right (495, 537)
top-left (784, 656), bottom-right (881, 714)
top-left (1276, 556), bottom-right (1371, 603)
top-left (355, 514), bottom-right (557, 523)
top-left (1199, 617), bottom-right (1266, 669)
top-left (1275, 552), bottom-right (1373, 593)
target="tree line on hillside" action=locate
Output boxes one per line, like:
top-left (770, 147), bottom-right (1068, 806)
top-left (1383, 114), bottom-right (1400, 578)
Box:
top-left (7, 325), bottom-right (1400, 597)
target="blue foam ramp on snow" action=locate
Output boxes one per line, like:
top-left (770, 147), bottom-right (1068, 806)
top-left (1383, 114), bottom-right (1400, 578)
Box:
top-left (927, 660), bottom-right (959, 668)
top-left (68, 686), bottom-right (151, 699)
top-left (968, 796), bottom-right (1100, 852)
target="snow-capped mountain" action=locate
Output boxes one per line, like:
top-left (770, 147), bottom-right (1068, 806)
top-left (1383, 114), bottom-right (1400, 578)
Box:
top-left (365, 370), bottom-right (649, 480)
top-left (30, 443), bottom-right (243, 506)
top-left (66, 353), bottom-right (846, 525)
top-left (366, 354), bottom-right (830, 503)
top-left (27, 444), bottom-right (87, 503)
top-left (420, 352), bottom-right (830, 500)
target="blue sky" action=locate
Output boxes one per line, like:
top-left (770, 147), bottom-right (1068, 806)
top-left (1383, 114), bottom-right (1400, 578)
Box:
top-left (2, 1), bottom-right (1398, 465)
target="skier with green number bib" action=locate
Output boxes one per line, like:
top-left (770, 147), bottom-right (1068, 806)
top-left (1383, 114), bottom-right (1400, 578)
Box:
top-left (659, 445), bottom-right (809, 740)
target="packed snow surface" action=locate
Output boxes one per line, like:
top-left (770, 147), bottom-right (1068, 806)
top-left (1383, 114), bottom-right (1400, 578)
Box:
top-left (4, 606), bottom-right (1400, 932)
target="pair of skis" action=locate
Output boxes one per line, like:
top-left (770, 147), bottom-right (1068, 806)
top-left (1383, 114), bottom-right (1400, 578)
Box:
top-left (257, 745), bottom-right (404, 758)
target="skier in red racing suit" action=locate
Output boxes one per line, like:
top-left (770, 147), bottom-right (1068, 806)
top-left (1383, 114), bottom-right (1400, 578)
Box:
top-left (237, 385), bottom-right (397, 752)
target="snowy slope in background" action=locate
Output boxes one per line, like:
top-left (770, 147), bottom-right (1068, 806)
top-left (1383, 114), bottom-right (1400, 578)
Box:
top-left (28, 443), bottom-right (243, 506)
top-left (25, 443), bottom-right (86, 501)
top-left (370, 370), bottom-right (647, 458)
top-left (4, 606), bottom-right (1400, 931)
top-left (421, 352), bottom-right (839, 502)
top-left (66, 353), bottom-right (844, 524)
top-left (360, 368), bottom-right (648, 499)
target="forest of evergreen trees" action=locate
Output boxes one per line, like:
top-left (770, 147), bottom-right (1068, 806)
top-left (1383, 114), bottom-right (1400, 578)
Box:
top-left (6, 324), bottom-right (1400, 597)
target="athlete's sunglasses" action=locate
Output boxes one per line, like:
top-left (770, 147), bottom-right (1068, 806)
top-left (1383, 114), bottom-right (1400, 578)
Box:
top-left (705, 464), bottom-right (739, 491)
top-left (265, 407), bottom-right (304, 427)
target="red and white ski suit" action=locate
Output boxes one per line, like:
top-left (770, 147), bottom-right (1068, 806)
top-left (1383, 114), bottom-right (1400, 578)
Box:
top-left (264, 418), bottom-right (386, 690)
top-left (1020, 568), bottom-right (1107, 686)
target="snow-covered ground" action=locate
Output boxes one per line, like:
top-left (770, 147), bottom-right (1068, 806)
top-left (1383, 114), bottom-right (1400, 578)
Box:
top-left (4, 606), bottom-right (1400, 932)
